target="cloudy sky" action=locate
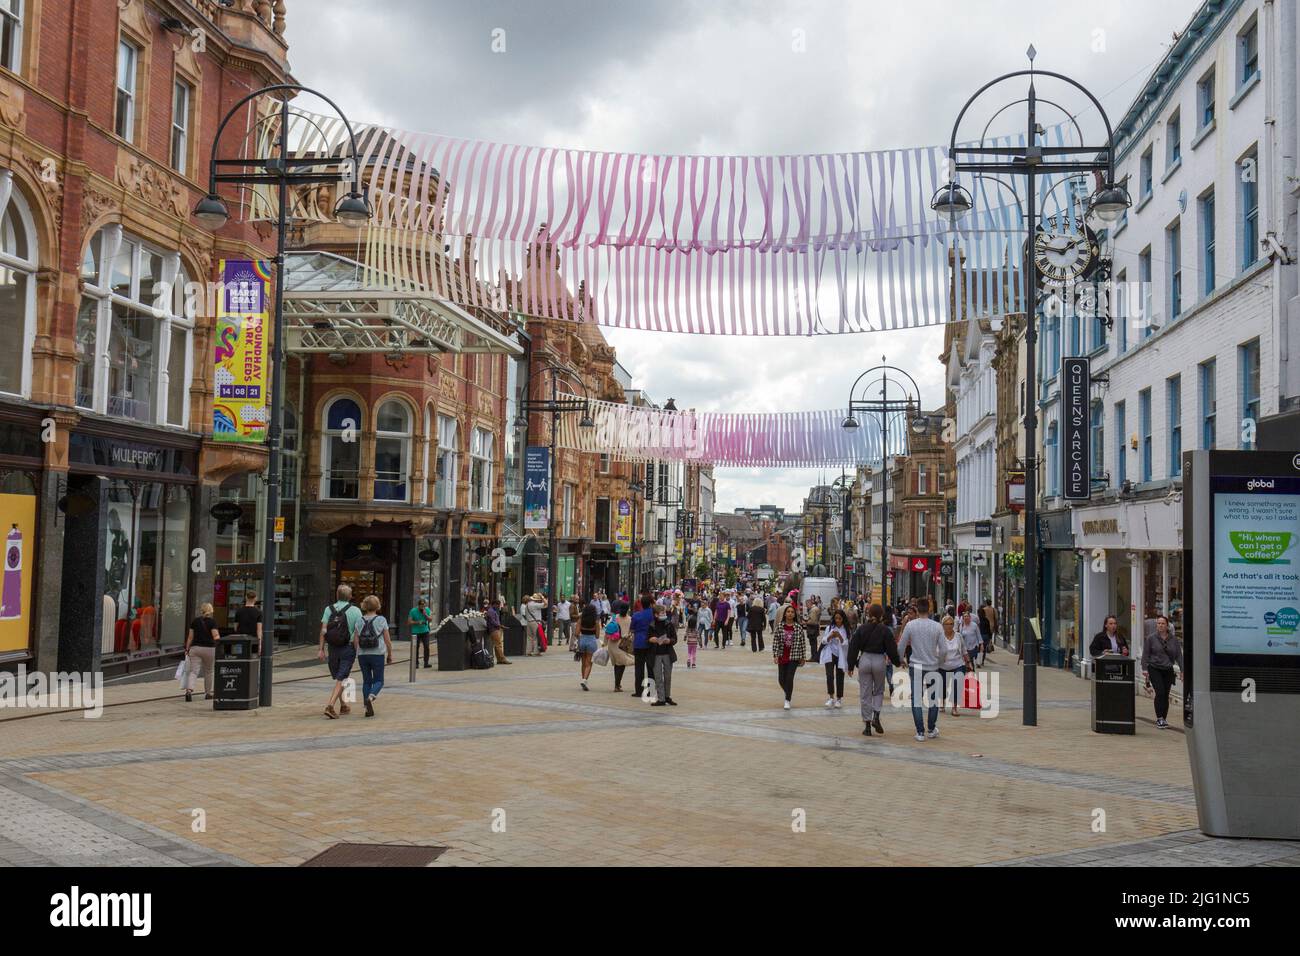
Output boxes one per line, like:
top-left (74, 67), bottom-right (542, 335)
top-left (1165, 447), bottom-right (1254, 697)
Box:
top-left (284, 0), bottom-right (1201, 512)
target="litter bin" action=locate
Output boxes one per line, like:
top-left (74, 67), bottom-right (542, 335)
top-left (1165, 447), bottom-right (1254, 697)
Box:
top-left (213, 636), bottom-right (259, 711)
top-left (1091, 653), bottom-right (1135, 734)
top-left (435, 617), bottom-right (471, 671)
top-left (500, 612), bottom-right (526, 659)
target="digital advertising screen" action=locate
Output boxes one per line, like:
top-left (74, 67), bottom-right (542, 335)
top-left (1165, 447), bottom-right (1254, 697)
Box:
top-left (1211, 473), bottom-right (1300, 659)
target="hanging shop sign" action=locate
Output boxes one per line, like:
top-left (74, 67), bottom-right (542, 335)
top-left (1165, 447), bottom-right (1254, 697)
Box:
top-left (212, 259), bottom-right (271, 444)
top-left (1006, 474), bottom-right (1025, 512)
top-left (975, 521), bottom-right (992, 538)
top-left (910, 557), bottom-right (929, 573)
top-left (524, 446), bottom-right (550, 530)
top-left (210, 500), bottom-right (242, 523)
top-left (1062, 356), bottom-right (1091, 500)
top-left (418, 548), bottom-right (439, 563)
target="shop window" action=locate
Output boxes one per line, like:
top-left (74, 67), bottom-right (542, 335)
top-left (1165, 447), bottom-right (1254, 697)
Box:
top-left (0, 469), bottom-right (36, 658)
top-left (373, 400), bottom-right (411, 502)
top-left (1089, 400), bottom-right (1104, 480)
top-left (0, 172), bottom-right (37, 398)
top-left (78, 226), bottom-right (192, 426)
top-left (322, 397), bottom-right (361, 500)
top-left (436, 415), bottom-right (458, 509)
top-left (470, 426), bottom-right (493, 512)
top-left (102, 481), bottom-right (191, 662)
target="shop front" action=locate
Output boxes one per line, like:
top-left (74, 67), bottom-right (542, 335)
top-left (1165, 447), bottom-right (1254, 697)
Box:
top-left (63, 423), bottom-right (199, 675)
top-left (1038, 509), bottom-right (1078, 668)
top-left (0, 407), bottom-right (44, 669)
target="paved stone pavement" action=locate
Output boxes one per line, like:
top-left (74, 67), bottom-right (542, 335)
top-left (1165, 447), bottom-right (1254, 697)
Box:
top-left (0, 642), bottom-right (1289, 866)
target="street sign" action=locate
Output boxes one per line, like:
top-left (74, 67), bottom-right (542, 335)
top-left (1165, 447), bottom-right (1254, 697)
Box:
top-left (272, 516), bottom-right (285, 543)
top-left (418, 548), bottom-right (439, 562)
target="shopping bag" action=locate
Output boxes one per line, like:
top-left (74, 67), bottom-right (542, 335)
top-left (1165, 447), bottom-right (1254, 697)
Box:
top-left (593, 646), bottom-right (610, 667)
top-left (174, 657), bottom-right (190, 685)
top-left (962, 672), bottom-right (982, 709)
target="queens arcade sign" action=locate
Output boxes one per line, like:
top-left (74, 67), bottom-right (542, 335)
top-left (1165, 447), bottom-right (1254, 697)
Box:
top-left (1062, 357), bottom-right (1090, 500)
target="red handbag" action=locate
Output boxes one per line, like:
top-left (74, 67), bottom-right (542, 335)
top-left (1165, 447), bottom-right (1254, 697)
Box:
top-left (962, 673), bottom-right (982, 709)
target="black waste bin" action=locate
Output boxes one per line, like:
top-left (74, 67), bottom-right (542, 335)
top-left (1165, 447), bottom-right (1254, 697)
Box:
top-left (1091, 654), bottom-right (1135, 734)
top-left (435, 617), bottom-right (471, 671)
top-left (501, 612), bottom-right (526, 659)
top-left (213, 636), bottom-right (259, 711)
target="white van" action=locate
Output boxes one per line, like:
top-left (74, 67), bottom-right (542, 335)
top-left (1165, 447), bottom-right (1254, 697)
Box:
top-left (799, 576), bottom-right (839, 623)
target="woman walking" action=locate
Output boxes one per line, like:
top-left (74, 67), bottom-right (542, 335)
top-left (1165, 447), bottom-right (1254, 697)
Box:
top-left (576, 603), bottom-right (600, 691)
top-left (938, 615), bottom-right (971, 717)
top-left (820, 608), bottom-right (851, 708)
top-left (603, 605), bottom-right (634, 691)
top-left (649, 604), bottom-right (679, 706)
top-left (183, 602), bottom-right (220, 702)
top-left (685, 602), bottom-right (700, 668)
top-left (1141, 614), bottom-right (1183, 729)
top-left (354, 595), bottom-right (393, 717)
top-left (847, 604), bottom-right (900, 735)
top-left (959, 609), bottom-right (982, 672)
top-left (695, 600), bottom-right (713, 653)
top-left (773, 604), bottom-right (808, 711)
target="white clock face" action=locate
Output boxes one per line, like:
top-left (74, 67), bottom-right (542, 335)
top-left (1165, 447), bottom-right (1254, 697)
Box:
top-left (1033, 226), bottom-right (1099, 284)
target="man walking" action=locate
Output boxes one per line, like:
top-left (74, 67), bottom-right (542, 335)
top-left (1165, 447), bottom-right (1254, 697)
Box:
top-left (896, 595), bottom-right (945, 741)
top-left (736, 592), bottom-right (749, 647)
top-left (631, 594), bottom-right (656, 700)
top-left (408, 597), bottom-right (433, 668)
top-left (556, 595), bottom-right (573, 647)
top-left (485, 597), bottom-right (511, 664)
top-left (318, 584), bottom-right (363, 718)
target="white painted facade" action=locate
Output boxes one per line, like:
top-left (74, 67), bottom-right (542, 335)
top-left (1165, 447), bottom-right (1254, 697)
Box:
top-left (951, 319), bottom-right (999, 604)
top-left (1061, 0), bottom-right (1298, 661)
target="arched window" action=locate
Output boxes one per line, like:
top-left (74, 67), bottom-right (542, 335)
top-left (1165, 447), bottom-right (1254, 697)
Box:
top-left (374, 399), bottom-right (411, 502)
top-left (1090, 400), bottom-right (1105, 481)
top-left (470, 426), bottom-right (494, 511)
top-left (322, 397), bottom-right (362, 500)
top-left (0, 171), bottom-right (37, 398)
top-left (1045, 421), bottom-right (1059, 496)
top-left (75, 223), bottom-right (193, 425)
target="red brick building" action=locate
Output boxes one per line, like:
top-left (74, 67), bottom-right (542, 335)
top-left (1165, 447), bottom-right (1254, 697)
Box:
top-left (0, 0), bottom-right (289, 674)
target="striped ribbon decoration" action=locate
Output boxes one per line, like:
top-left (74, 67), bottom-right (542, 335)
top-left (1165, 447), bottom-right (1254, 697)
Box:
top-left (264, 110), bottom-right (1086, 334)
top-left (551, 394), bottom-right (906, 468)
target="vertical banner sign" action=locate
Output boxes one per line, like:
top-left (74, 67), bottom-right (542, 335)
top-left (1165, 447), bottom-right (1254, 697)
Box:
top-left (524, 446), bottom-right (550, 530)
top-left (614, 498), bottom-right (632, 553)
top-left (213, 259), bottom-right (271, 443)
top-left (1062, 357), bottom-right (1091, 500)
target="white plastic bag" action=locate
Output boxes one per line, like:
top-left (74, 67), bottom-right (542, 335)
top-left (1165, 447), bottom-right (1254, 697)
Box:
top-left (593, 646), bottom-right (610, 667)
top-left (175, 657), bottom-right (190, 684)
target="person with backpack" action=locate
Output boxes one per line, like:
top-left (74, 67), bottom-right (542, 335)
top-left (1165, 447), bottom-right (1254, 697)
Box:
top-left (353, 594), bottom-right (393, 717)
top-left (603, 604), bottom-right (634, 691)
top-left (408, 597), bottom-right (433, 668)
top-left (319, 585), bottom-right (363, 719)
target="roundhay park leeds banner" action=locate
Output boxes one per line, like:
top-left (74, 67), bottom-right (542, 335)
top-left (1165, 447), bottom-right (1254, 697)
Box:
top-left (246, 110), bottom-right (1087, 334)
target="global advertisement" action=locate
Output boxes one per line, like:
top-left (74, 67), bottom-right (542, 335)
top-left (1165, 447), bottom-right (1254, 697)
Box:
top-left (1211, 474), bottom-right (1300, 656)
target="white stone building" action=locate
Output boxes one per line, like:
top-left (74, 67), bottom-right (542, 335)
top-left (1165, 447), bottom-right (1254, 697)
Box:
top-left (1064, 0), bottom-right (1299, 661)
top-left (949, 318), bottom-right (999, 605)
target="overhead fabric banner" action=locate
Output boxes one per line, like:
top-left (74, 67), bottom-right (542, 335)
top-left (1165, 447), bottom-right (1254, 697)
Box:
top-left (212, 259), bottom-right (271, 443)
top-left (263, 110), bottom-right (1084, 335)
top-left (553, 394), bottom-right (895, 467)
top-left (523, 446), bottom-right (550, 530)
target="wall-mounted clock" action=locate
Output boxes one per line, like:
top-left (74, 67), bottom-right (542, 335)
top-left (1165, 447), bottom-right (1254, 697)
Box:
top-left (1032, 214), bottom-right (1101, 285)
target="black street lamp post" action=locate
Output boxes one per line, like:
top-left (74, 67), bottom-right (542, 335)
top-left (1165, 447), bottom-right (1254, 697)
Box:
top-left (194, 84), bottom-right (370, 707)
top-left (842, 359), bottom-right (922, 612)
top-left (931, 52), bottom-right (1130, 726)
top-left (519, 362), bottom-right (593, 647)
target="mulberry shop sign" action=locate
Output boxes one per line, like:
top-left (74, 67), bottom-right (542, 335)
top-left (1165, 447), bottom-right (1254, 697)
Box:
top-left (68, 434), bottom-right (194, 476)
top-left (1062, 357), bottom-right (1090, 500)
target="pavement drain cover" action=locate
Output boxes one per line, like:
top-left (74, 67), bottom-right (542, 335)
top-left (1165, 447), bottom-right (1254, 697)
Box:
top-left (300, 843), bottom-right (447, 867)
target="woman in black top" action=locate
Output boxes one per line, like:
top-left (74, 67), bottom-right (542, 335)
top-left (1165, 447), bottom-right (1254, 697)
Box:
top-left (576, 604), bottom-right (601, 691)
top-left (184, 602), bottom-right (220, 703)
top-left (847, 604), bottom-right (901, 736)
